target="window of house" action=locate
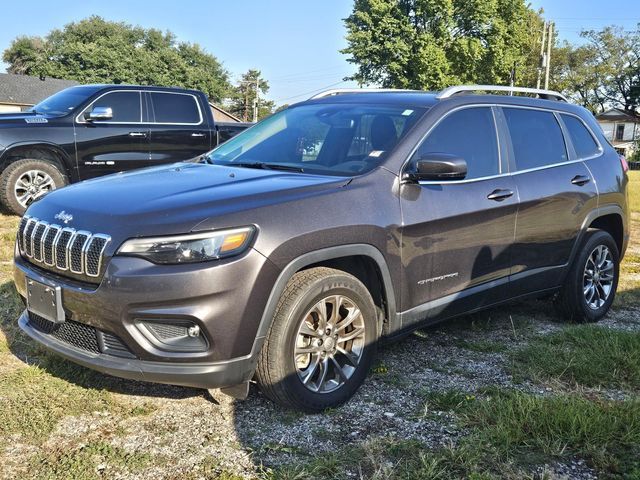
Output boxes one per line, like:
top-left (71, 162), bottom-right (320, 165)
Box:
top-left (561, 114), bottom-right (600, 158)
top-left (616, 124), bottom-right (625, 141)
top-left (503, 108), bottom-right (567, 170)
top-left (411, 107), bottom-right (499, 179)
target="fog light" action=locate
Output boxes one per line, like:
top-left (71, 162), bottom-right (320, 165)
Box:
top-left (187, 325), bottom-right (200, 337)
top-left (136, 319), bottom-right (208, 352)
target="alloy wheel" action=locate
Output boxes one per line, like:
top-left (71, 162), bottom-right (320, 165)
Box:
top-left (14, 169), bottom-right (55, 208)
top-left (583, 244), bottom-right (615, 310)
top-left (294, 294), bottom-right (366, 394)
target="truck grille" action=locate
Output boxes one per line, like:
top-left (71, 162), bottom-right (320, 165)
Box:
top-left (18, 216), bottom-right (111, 278)
top-left (28, 312), bottom-right (135, 359)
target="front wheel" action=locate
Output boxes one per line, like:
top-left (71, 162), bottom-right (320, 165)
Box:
top-left (556, 230), bottom-right (620, 323)
top-left (0, 159), bottom-right (68, 215)
top-left (255, 267), bottom-right (378, 412)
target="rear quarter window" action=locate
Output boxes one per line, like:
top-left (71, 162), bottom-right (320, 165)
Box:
top-left (503, 108), bottom-right (567, 170)
top-left (560, 114), bottom-right (601, 159)
top-left (150, 92), bottom-right (201, 124)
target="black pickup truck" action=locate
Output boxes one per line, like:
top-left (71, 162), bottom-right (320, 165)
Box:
top-left (0, 84), bottom-right (250, 214)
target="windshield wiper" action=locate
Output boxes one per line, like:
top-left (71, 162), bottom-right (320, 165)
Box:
top-left (231, 162), bottom-right (304, 173)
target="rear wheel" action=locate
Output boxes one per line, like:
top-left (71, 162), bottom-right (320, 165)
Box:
top-left (0, 159), bottom-right (67, 215)
top-left (555, 230), bottom-right (619, 322)
top-left (255, 267), bottom-right (378, 412)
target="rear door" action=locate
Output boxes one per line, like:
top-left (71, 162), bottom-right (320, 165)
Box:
top-left (400, 106), bottom-right (517, 325)
top-left (502, 107), bottom-right (598, 296)
top-left (75, 90), bottom-right (150, 179)
top-left (147, 91), bottom-right (211, 163)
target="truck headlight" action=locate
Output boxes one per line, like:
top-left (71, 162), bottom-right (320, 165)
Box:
top-left (117, 227), bottom-right (254, 264)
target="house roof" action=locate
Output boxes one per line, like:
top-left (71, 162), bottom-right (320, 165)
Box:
top-left (0, 73), bottom-right (79, 106)
top-left (596, 108), bottom-right (640, 123)
top-left (209, 103), bottom-right (242, 123)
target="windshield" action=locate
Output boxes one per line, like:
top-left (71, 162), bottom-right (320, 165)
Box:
top-left (31, 86), bottom-right (101, 116)
top-left (207, 103), bottom-right (425, 176)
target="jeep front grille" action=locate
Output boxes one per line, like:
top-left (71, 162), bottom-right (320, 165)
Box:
top-left (18, 215), bottom-right (111, 278)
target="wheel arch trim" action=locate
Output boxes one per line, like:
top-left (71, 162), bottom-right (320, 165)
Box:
top-left (1, 141), bottom-right (74, 177)
top-left (249, 244), bottom-right (399, 361)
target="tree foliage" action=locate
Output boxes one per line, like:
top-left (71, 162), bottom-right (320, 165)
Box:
top-left (549, 26), bottom-right (640, 114)
top-left (341, 0), bottom-right (544, 90)
top-left (2, 16), bottom-right (232, 102)
top-left (228, 69), bottom-right (275, 121)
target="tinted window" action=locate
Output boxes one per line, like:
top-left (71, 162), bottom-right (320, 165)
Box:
top-left (208, 104), bottom-right (424, 176)
top-left (504, 108), bottom-right (567, 170)
top-left (92, 91), bottom-right (141, 123)
top-left (412, 107), bottom-right (499, 179)
top-left (33, 86), bottom-right (102, 116)
top-left (150, 92), bottom-right (200, 124)
top-left (561, 114), bottom-right (600, 158)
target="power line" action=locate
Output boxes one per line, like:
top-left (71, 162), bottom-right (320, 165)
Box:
top-left (274, 80), bottom-right (349, 103)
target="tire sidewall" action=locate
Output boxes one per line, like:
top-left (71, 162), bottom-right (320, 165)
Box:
top-left (572, 231), bottom-right (620, 322)
top-left (279, 274), bottom-right (378, 411)
top-left (1, 159), bottom-right (66, 215)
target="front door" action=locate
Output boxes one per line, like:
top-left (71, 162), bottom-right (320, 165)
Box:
top-left (147, 91), bottom-right (211, 163)
top-left (74, 90), bottom-right (150, 179)
top-left (399, 106), bottom-right (517, 326)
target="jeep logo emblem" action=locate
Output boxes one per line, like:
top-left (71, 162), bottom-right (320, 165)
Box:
top-left (54, 211), bottom-right (73, 224)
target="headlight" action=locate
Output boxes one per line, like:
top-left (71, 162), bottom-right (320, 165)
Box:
top-left (117, 226), bottom-right (255, 264)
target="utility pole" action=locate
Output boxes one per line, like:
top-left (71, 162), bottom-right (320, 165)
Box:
top-left (544, 22), bottom-right (554, 90)
top-left (253, 77), bottom-right (259, 123)
top-left (536, 21), bottom-right (548, 90)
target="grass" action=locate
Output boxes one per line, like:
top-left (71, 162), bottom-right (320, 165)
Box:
top-left (271, 391), bottom-right (640, 479)
top-left (511, 325), bottom-right (640, 391)
top-left (628, 170), bottom-right (640, 214)
top-left (0, 364), bottom-right (119, 443)
top-left (28, 441), bottom-right (154, 480)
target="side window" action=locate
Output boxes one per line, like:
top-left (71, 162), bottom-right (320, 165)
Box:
top-left (561, 114), bottom-right (600, 159)
top-left (92, 91), bottom-right (141, 123)
top-left (412, 107), bottom-right (499, 179)
top-left (150, 93), bottom-right (201, 124)
top-left (503, 108), bottom-right (567, 170)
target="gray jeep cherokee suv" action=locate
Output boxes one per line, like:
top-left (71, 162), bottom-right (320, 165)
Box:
top-left (13, 85), bottom-right (630, 412)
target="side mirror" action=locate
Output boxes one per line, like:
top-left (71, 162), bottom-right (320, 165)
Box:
top-left (406, 153), bottom-right (467, 182)
top-left (84, 106), bottom-right (113, 121)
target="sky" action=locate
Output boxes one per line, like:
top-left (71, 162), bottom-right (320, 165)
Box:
top-left (0, 0), bottom-right (639, 106)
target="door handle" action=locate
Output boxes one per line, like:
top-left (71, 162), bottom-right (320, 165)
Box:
top-left (571, 174), bottom-right (591, 186)
top-left (128, 132), bottom-right (147, 137)
top-left (487, 189), bottom-right (514, 201)
top-left (191, 132), bottom-right (206, 137)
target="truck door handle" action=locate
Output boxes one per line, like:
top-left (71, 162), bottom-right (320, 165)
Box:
top-left (128, 132), bottom-right (147, 137)
top-left (191, 132), bottom-right (206, 137)
top-left (571, 175), bottom-right (590, 186)
top-left (487, 189), bottom-right (514, 201)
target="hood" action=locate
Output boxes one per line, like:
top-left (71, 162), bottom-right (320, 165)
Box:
top-left (25, 162), bottom-right (350, 241)
top-left (0, 111), bottom-right (55, 126)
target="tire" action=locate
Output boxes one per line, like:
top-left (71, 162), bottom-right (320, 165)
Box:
top-left (555, 230), bottom-right (620, 323)
top-left (0, 158), bottom-right (68, 215)
top-left (255, 267), bottom-right (378, 412)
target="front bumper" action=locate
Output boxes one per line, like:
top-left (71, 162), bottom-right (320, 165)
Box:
top-left (14, 248), bottom-right (280, 389)
top-left (18, 310), bottom-right (253, 388)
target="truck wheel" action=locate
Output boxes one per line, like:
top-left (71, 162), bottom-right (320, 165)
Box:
top-left (256, 267), bottom-right (378, 412)
top-left (555, 230), bottom-right (619, 323)
top-left (0, 159), bottom-right (68, 215)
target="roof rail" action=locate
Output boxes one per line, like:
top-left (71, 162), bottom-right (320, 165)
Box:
top-left (437, 85), bottom-right (568, 102)
top-left (310, 88), bottom-right (420, 100)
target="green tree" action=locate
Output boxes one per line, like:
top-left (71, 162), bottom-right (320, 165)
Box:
top-left (229, 69), bottom-right (275, 121)
top-left (341, 0), bottom-right (545, 90)
top-left (2, 16), bottom-right (232, 102)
